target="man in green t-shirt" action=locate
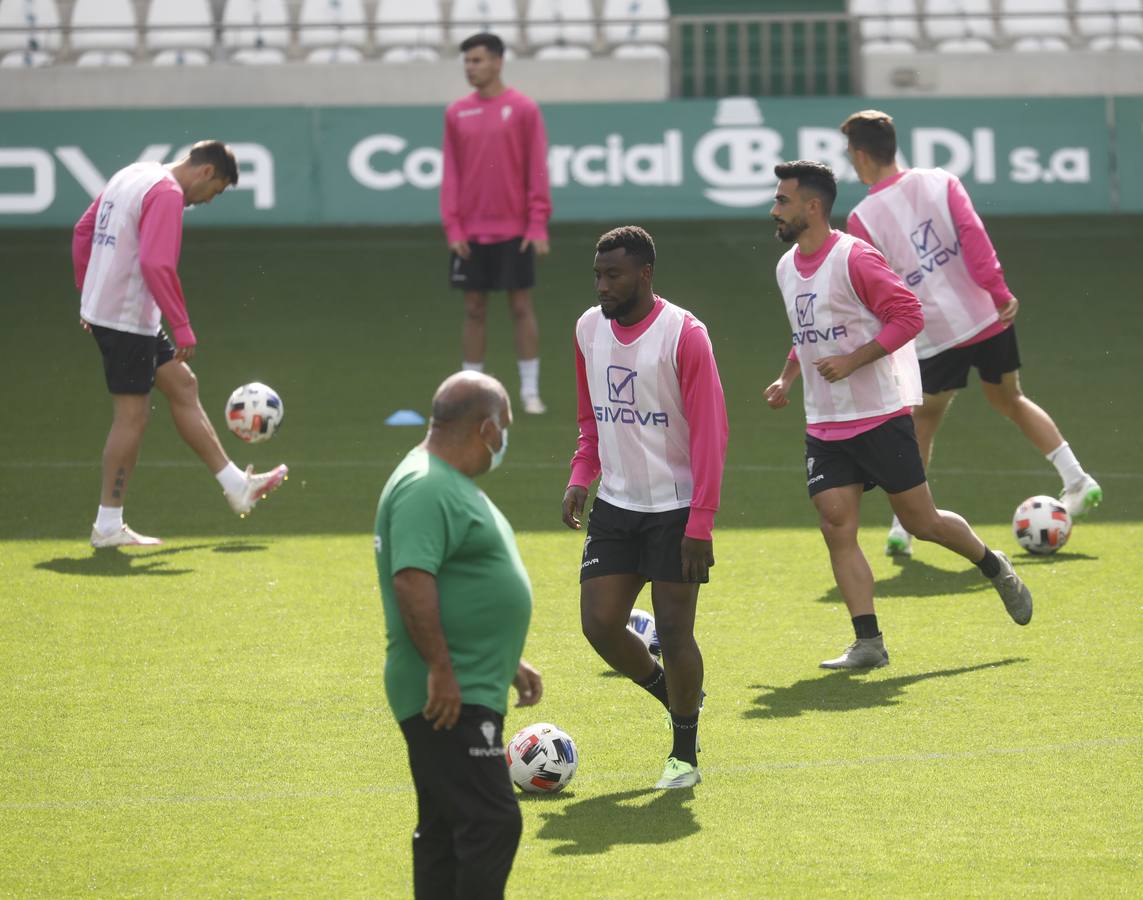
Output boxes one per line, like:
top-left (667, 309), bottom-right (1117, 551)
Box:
top-left (375, 370), bottom-right (542, 900)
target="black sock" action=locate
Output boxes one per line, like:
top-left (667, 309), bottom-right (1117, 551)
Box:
top-left (852, 614), bottom-right (880, 640)
top-left (669, 711), bottom-right (699, 767)
top-left (634, 662), bottom-right (670, 709)
top-left (976, 547), bottom-right (1001, 579)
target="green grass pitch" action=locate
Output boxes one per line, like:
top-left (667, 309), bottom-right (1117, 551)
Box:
top-left (1, 217), bottom-right (1141, 896)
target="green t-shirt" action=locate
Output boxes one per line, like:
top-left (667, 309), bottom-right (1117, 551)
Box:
top-left (374, 446), bottom-right (533, 722)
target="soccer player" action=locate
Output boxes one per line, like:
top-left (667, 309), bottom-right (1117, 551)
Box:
top-left (73, 140), bottom-right (288, 548)
top-left (840, 109), bottom-right (1102, 557)
top-left (562, 226), bottom-right (728, 789)
top-left (376, 371), bottom-right (543, 899)
top-left (441, 31), bottom-right (553, 415)
top-left (763, 161), bottom-right (1032, 669)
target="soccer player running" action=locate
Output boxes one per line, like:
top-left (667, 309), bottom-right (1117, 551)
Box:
top-left (562, 226), bottom-right (727, 789)
top-left (840, 109), bottom-right (1102, 557)
top-left (73, 140), bottom-right (288, 547)
top-left (763, 161), bottom-right (1032, 669)
top-left (441, 31), bottom-right (553, 415)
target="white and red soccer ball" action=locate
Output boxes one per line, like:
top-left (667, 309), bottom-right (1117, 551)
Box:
top-left (506, 722), bottom-right (578, 794)
top-left (225, 382), bottom-right (284, 443)
top-left (1012, 495), bottom-right (1072, 555)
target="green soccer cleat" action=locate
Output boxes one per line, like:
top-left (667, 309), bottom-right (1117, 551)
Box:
top-left (885, 520), bottom-right (913, 557)
top-left (655, 757), bottom-right (701, 790)
top-left (1060, 475), bottom-right (1102, 520)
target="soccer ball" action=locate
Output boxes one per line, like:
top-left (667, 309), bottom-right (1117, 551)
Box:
top-left (628, 608), bottom-right (661, 658)
top-left (506, 722), bottom-right (578, 794)
top-left (1012, 495), bottom-right (1072, 555)
top-left (225, 382), bottom-right (284, 443)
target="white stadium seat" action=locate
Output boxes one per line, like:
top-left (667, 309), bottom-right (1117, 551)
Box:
top-left (381, 44), bottom-right (440, 62)
top-left (375, 0), bottom-right (444, 54)
top-left (1001, 0), bottom-right (1072, 48)
top-left (306, 45), bottom-right (365, 62)
top-left (924, 0), bottom-right (996, 50)
top-left (1076, 0), bottom-right (1143, 43)
top-left (298, 0), bottom-right (367, 51)
top-left (611, 41), bottom-right (668, 58)
top-left (152, 48), bottom-right (211, 65)
top-left (70, 0), bottom-right (136, 58)
top-left (145, 0), bottom-right (214, 60)
top-left (602, 0), bottom-right (669, 46)
top-left (0, 0), bottom-right (62, 58)
top-left (850, 0), bottom-right (920, 49)
top-left (527, 0), bottom-right (594, 54)
top-left (535, 43), bottom-right (592, 59)
top-left (450, 0), bottom-right (521, 48)
top-left (222, 0), bottom-right (291, 57)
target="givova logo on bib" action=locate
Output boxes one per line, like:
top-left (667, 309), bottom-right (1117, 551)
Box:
top-left (595, 366), bottom-right (669, 427)
top-left (793, 292), bottom-right (848, 346)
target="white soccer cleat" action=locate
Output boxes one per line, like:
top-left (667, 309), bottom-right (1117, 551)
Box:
top-left (520, 394), bottom-right (547, 415)
top-left (655, 757), bottom-right (701, 790)
top-left (885, 520), bottom-right (913, 557)
top-left (90, 524), bottom-right (162, 548)
top-left (1060, 474), bottom-right (1102, 520)
top-left (226, 463), bottom-right (289, 518)
top-left (820, 636), bottom-right (889, 669)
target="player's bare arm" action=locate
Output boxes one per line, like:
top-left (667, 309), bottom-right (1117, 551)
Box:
top-left (814, 338), bottom-right (887, 383)
top-left (764, 356), bottom-right (802, 408)
top-left (392, 567), bottom-right (462, 730)
top-left (513, 659), bottom-right (543, 706)
top-left (562, 485), bottom-right (588, 529)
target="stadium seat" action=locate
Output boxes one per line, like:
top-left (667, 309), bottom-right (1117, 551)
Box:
top-left (1076, 0), bottom-right (1143, 46)
top-left (602, 0), bottom-right (670, 47)
top-left (306, 45), bottom-right (365, 62)
top-left (924, 0), bottom-right (996, 50)
top-left (298, 0), bottom-right (367, 54)
top-left (152, 48), bottom-right (211, 65)
top-left (222, 0), bottom-right (291, 61)
top-left (145, 0), bottom-right (214, 63)
top-left (526, 0), bottom-right (595, 55)
top-left (611, 41), bottom-right (668, 58)
top-left (381, 44), bottom-right (440, 62)
top-left (850, 0), bottom-right (920, 51)
top-left (450, 0), bottom-right (521, 48)
top-left (375, 0), bottom-right (444, 56)
top-left (1000, 0), bottom-right (1073, 49)
top-left (0, 0), bottom-right (62, 62)
top-left (70, 0), bottom-right (137, 62)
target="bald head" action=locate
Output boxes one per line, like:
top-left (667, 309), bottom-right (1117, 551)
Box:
top-left (430, 371), bottom-right (509, 431)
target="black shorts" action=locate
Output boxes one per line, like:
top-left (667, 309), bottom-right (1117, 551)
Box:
top-left (90, 324), bottom-right (176, 394)
top-left (920, 325), bottom-right (1021, 394)
top-left (580, 498), bottom-right (703, 584)
top-left (804, 414), bottom-right (927, 498)
top-left (449, 237), bottom-right (535, 292)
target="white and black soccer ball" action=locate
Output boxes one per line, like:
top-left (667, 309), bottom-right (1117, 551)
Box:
top-left (225, 382), bottom-right (284, 443)
top-left (628, 608), bottom-right (661, 658)
top-left (1012, 495), bottom-right (1072, 555)
top-left (506, 722), bottom-right (578, 794)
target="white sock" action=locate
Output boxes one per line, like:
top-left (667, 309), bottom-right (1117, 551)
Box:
top-left (95, 505), bottom-right (123, 534)
top-left (518, 358), bottom-right (540, 398)
top-left (462, 360), bottom-right (485, 373)
top-left (1047, 442), bottom-right (1085, 489)
top-left (215, 462), bottom-right (247, 497)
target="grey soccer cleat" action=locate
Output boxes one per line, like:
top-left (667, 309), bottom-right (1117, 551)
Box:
top-left (991, 551), bottom-right (1033, 625)
top-left (820, 635), bottom-right (889, 669)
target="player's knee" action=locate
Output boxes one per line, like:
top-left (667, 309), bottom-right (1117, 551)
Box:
top-left (987, 388), bottom-right (1022, 418)
top-left (901, 512), bottom-right (941, 542)
top-left (579, 607), bottom-right (617, 648)
top-left (817, 514), bottom-right (855, 546)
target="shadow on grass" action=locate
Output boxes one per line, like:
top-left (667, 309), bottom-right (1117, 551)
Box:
top-left (1005, 550), bottom-right (1099, 565)
top-left (816, 557), bottom-right (994, 604)
top-left (34, 541), bottom-right (268, 578)
top-left (745, 658), bottom-right (1025, 720)
top-left (534, 787), bottom-right (699, 855)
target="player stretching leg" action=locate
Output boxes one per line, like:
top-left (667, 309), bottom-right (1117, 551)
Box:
top-left (562, 227), bottom-right (727, 788)
top-left (840, 110), bottom-right (1100, 556)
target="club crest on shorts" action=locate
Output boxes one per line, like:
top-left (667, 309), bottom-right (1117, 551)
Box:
top-left (807, 456), bottom-right (815, 476)
top-left (481, 721), bottom-right (496, 748)
top-left (582, 535), bottom-right (592, 558)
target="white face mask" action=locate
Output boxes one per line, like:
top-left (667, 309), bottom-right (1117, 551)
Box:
top-left (483, 423), bottom-right (508, 471)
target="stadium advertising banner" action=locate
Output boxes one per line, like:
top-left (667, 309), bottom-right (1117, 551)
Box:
top-left (0, 96), bottom-right (1126, 227)
top-left (1113, 96), bottom-right (1143, 213)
